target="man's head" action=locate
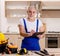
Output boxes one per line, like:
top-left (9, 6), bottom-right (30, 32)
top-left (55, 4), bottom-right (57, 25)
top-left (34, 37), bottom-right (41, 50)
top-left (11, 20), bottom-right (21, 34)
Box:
top-left (27, 6), bottom-right (36, 19)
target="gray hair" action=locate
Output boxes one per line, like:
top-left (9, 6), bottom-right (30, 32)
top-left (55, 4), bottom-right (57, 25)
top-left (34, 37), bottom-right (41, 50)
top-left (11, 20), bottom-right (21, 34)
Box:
top-left (27, 5), bottom-right (36, 11)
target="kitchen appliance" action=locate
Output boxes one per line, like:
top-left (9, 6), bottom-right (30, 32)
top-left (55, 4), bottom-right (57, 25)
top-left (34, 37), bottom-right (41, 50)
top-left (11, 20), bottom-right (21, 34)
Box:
top-left (45, 32), bottom-right (60, 48)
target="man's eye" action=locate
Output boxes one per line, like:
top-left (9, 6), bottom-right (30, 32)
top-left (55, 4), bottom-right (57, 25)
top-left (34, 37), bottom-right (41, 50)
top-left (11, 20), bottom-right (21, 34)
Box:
top-left (29, 11), bottom-right (31, 13)
top-left (29, 11), bottom-right (35, 13)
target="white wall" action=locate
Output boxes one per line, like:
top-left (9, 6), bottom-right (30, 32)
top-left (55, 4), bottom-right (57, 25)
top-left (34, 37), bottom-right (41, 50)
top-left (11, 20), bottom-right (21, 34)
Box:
top-left (0, 0), bottom-right (1, 32)
top-left (6, 18), bottom-right (60, 33)
top-left (0, 0), bottom-right (8, 33)
top-left (7, 18), bottom-right (20, 33)
top-left (42, 18), bottom-right (60, 32)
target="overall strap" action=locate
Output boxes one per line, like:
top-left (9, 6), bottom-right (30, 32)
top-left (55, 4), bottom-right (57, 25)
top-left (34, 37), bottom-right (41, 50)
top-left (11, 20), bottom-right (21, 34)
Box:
top-left (36, 19), bottom-right (39, 32)
top-left (23, 18), bottom-right (39, 32)
top-left (23, 19), bottom-right (27, 32)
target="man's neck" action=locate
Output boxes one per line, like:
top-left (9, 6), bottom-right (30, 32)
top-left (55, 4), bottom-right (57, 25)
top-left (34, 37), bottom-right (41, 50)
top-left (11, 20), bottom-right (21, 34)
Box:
top-left (27, 17), bottom-right (36, 22)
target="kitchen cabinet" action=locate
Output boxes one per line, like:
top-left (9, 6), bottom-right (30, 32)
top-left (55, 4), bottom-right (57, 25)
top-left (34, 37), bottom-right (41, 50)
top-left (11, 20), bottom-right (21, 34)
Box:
top-left (5, 1), bottom-right (41, 19)
top-left (4, 33), bottom-right (23, 49)
top-left (41, 10), bottom-right (60, 18)
top-left (39, 37), bottom-right (45, 49)
top-left (3, 31), bottom-right (45, 52)
top-left (4, 33), bottom-right (45, 50)
top-left (5, 1), bottom-right (30, 19)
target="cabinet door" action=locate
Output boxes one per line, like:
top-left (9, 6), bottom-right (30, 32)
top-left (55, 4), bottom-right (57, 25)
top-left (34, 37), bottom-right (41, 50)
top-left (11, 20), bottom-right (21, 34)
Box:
top-left (5, 34), bottom-right (23, 49)
top-left (39, 37), bottom-right (45, 49)
top-left (18, 36), bottom-right (23, 50)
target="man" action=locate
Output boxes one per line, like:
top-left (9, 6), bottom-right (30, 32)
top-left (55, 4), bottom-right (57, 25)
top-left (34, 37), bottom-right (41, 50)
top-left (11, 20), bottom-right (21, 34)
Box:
top-left (18, 6), bottom-right (45, 51)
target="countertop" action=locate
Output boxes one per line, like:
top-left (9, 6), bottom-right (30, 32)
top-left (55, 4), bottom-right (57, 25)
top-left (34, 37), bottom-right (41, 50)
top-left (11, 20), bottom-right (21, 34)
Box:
top-left (4, 32), bottom-right (60, 35)
top-left (0, 48), bottom-right (60, 56)
top-left (4, 32), bottom-right (20, 35)
top-left (45, 32), bottom-right (60, 34)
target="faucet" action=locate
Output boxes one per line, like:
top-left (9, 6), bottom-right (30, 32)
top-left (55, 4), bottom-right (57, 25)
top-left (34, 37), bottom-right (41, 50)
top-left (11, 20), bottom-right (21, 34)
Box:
top-left (7, 26), bottom-right (10, 32)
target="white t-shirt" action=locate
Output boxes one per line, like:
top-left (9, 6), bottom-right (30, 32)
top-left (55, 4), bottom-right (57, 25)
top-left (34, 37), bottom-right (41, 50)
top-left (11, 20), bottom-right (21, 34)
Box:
top-left (19, 18), bottom-right (43, 32)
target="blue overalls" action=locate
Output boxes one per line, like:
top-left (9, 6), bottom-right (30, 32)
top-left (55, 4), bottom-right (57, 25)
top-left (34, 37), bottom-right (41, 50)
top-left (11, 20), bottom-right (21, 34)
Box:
top-left (21, 19), bottom-right (40, 51)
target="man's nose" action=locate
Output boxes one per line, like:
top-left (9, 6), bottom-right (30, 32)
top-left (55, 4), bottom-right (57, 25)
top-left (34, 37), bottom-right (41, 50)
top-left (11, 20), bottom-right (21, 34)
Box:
top-left (31, 12), bottom-right (34, 15)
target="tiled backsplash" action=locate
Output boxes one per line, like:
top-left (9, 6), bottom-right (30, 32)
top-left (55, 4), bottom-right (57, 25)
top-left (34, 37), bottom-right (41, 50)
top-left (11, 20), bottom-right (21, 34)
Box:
top-left (6, 18), bottom-right (60, 33)
top-left (1, 18), bottom-right (60, 33)
top-left (42, 18), bottom-right (60, 32)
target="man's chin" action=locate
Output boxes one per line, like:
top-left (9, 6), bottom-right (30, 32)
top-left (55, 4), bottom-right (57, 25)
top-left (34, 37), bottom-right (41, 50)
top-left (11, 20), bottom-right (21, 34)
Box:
top-left (29, 17), bottom-right (35, 19)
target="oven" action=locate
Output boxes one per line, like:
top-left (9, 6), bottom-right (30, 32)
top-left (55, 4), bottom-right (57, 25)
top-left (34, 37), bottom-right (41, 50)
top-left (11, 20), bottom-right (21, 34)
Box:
top-left (45, 33), bottom-right (60, 48)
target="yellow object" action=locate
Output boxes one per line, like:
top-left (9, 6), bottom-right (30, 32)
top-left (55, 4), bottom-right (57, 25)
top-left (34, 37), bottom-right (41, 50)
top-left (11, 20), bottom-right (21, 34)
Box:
top-left (0, 32), bottom-right (7, 44)
top-left (8, 44), bottom-right (18, 48)
top-left (24, 48), bottom-right (27, 53)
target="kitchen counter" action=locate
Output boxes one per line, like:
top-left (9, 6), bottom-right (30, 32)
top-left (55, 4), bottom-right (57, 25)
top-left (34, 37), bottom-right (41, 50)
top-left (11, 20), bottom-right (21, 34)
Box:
top-left (0, 51), bottom-right (54, 56)
top-left (0, 49), bottom-right (60, 56)
top-left (4, 32), bottom-right (60, 35)
top-left (45, 48), bottom-right (60, 53)
top-left (0, 51), bottom-right (45, 56)
top-left (4, 32), bottom-right (19, 35)
top-left (45, 48), bottom-right (60, 56)
top-left (0, 54), bottom-right (40, 56)
top-left (45, 32), bottom-right (60, 34)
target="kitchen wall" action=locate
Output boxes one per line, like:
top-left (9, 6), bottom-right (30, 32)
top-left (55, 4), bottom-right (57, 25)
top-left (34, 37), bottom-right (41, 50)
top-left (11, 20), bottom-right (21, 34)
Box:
top-left (41, 10), bottom-right (60, 32)
top-left (5, 18), bottom-right (60, 33)
top-left (0, 0), bottom-right (1, 31)
top-left (0, 0), bottom-right (8, 33)
top-left (7, 18), bottom-right (20, 33)
top-left (1, 1), bottom-right (60, 33)
top-left (42, 18), bottom-right (60, 32)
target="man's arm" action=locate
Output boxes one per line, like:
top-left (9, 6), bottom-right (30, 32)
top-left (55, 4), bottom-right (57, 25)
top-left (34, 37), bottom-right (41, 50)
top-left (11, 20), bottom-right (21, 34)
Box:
top-left (18, 25), bottom-right (35, 37)
top-left (37, 25), bottom-right (45, 38)
top-left (18, 25), bottom-right (30, 37)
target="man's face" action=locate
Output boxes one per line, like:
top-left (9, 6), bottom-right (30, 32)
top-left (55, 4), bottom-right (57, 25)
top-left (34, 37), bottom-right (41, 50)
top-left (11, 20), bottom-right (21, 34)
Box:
top-left (27, 7), bottom-right (36, 18)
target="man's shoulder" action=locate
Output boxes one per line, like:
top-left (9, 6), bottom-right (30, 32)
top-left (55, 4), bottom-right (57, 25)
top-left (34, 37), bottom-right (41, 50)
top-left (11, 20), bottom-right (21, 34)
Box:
top-left (19, 18), bottom-right (26, 21)
top-left (37, 18), bottom-right (42, 22)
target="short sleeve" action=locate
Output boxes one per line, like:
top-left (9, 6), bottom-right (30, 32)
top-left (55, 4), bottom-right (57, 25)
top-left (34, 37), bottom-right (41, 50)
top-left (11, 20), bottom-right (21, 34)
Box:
top-left (19, 18), bottom-right (24, 27)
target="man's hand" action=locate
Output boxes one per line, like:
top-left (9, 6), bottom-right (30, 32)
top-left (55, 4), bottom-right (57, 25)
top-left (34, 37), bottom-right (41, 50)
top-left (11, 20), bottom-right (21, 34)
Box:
top-left (37, 25), bottom-right (45, 38)
top-left (37, 34), bottom-right (45, 38)
top-left (28, 30), bottom-right (35, 36)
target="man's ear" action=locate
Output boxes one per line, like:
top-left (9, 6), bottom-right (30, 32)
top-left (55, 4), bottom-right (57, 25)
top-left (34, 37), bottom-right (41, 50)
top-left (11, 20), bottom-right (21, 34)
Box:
top-left (27, 10), bottom-right (28, 14)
